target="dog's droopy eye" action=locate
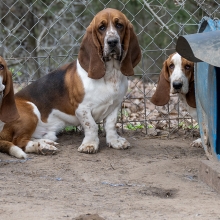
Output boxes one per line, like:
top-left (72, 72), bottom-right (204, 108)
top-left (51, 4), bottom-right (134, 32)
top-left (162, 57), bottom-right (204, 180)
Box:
top-left (185, 65), bottom-right (191, 70)
top-left (169, 64), bottom-right (175, 69)
top-left (0, 64), bottom-right (4, 70)
top-left (99, 25), bottom-right (106, 31)
top-left (115, 23), bottom-right (123, 29)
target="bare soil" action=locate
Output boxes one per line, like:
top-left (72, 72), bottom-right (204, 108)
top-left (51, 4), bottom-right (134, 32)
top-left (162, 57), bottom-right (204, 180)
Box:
top-left (0, 131), bottom-right (220, 220)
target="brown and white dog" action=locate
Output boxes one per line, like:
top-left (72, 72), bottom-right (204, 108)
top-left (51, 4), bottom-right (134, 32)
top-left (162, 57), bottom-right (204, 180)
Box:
top-left (0, 56), bottom-right (23, 157)
top-left (151, 52), bottom-right (201, 146)
top-left (0, 8), bottom-right (141, 159)
top-left (0, 57), bottom-right (19, 124)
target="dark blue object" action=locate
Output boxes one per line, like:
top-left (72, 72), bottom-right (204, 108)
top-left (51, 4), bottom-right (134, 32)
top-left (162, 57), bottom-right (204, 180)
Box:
top-left (176, 17), bottom-right (220, 160)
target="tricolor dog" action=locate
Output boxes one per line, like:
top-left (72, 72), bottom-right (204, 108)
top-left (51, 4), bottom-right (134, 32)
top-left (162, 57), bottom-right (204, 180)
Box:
top-left (0, 8), bottom-right (141, 158)
top-left (151, 52), bottom-right (201, 147)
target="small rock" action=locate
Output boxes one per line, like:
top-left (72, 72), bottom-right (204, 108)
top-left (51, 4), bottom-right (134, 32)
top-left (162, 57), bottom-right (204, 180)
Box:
top-left (74, 214), bottom-right (105, 220)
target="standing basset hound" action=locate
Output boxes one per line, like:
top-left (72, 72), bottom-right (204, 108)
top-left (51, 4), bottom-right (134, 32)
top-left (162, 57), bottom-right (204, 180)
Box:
top-left (0, 8), bottom-right (141, 159)
top-left (150, 52), bottom-right (202, 147)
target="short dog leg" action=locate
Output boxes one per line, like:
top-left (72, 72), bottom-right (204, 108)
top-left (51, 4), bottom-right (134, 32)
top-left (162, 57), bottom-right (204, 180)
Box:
top-left (105, 107), bottom-right (130, 150)
top-left (25, 139), bottom-right (59, 155)
top-left (75, 108), bottom-right (99, 153)
top-left (0, 140), bottom-right (27, 159)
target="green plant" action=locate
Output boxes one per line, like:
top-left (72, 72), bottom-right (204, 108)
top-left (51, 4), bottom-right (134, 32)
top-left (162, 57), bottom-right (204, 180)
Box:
top-left (147, 124), bottom-right (153, 128)
top-left (178, 122), bottom-right (199, 130)
top-left (10, 68), bottom-right (23, 79)
top-left (64, 126), bottom-right (77, 132)
top-left (126, 123), bottom-right (144, 130)
top-left (122, 109), bottom-right (129, 117)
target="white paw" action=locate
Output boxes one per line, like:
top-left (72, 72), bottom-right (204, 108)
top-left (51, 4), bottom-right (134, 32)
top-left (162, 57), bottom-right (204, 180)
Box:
top-left (78, 141), bottom-right (99, 154)
top-left (9, 146), bottom-right (27, 159)
top-left (190, 138), bottom-right (202, 148)
top-left (107, 136), bottom-right (130, 150)
top-left (37, 139), bottom-right (59, 155)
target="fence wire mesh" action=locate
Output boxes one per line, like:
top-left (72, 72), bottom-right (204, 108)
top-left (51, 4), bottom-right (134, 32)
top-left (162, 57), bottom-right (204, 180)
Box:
top-left (0, 0), bottom-right (219, 137)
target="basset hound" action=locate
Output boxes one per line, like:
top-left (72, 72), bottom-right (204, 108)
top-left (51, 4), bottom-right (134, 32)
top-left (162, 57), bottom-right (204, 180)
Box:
top-left (0, 8), bottom-right (141, 159)
top-left (0, 56), bottom-right (23, 157)
top-left (150, 52), bottom-right (202, 147)
top-left (0, 57), bottom-right (19, 124)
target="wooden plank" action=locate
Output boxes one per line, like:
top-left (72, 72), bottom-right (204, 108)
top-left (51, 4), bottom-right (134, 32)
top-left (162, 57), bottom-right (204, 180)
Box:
top-left (199, 160), bottom-right (220, 193)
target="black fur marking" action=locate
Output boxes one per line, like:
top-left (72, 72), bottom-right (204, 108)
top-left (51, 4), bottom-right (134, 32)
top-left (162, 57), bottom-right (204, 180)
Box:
top-left (15, 62), bottom-right (75, 119)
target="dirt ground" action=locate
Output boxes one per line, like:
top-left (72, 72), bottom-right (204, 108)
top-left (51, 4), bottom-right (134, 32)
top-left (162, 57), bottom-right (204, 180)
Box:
top-left (0, 131), bottom-right (220, 220)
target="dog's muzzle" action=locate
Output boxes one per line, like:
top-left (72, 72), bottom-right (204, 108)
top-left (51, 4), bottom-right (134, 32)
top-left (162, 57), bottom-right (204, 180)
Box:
top-left (103, 36), bottom-right (121, 62)
top-left (172, 80), bottom-right (183, 93)
top-left (103, 53), bottom-right (121, 62)
top-left (107, 38), bottom-right (119, 48)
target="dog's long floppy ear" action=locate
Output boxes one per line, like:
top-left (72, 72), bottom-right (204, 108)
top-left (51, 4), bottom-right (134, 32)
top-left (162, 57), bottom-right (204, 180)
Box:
top-left (186, 81), bottom-right (196, 108)
top-left (186, 64), bottom-right (196, 108)
top-left (78, 24), bottom-right (105, 79)
top-left (120, 22), bottom-right (141, 76)
top-left (150, 60), bottom-right (170, 106)
top-left (0, 69), bottom-right (19, 123)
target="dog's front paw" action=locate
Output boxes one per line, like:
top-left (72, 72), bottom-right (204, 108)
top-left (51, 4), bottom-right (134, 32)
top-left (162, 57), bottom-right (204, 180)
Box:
top-left (190, 138), bottom-right (202, 148)
top-left (107, 136), bottom-right (130, 150)
top-left (37, 139), bottom-right (59, 155)
top-left (78, 141), bottom-right (99, 154)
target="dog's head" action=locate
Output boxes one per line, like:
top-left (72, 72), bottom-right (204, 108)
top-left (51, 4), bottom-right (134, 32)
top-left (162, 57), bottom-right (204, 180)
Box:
top-left (151, 52), bottom-right (196, 108)
top-left (78, 8), bottom-right (141, 79)
top-left (0, 56), bottom-right (19, 123)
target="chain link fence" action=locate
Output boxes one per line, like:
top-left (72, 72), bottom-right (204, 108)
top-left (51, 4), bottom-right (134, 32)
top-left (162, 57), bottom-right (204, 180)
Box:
top-left (0, 0), bottom-right (219, 137)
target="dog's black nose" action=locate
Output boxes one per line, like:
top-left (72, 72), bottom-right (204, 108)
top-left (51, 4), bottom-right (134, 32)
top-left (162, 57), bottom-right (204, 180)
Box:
top-left (107, 38), bottom-right (119, 48)
top-left (173, 81), bottom-right (183, 90)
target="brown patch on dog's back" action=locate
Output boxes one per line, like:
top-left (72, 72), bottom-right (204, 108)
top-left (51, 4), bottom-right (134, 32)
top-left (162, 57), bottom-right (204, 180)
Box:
top-left (15, 61), bottom-right (85, 122)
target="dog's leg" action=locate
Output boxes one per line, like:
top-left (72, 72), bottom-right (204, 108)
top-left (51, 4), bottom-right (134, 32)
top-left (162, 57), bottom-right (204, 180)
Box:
top-left (105, 106), bottom-right (130, 150)
top-left (10, 126), bottom-right (58, 156)
top-left (25, 139), bottom-right (59, 155)
top-left (0, 129), bottom-right (27, 158)
top-left (75, 108), bottom-right (99, 153)
top-left (0, 137), bottom-right (58, 157)
top-left (0, 140), bottom-right (27, 159)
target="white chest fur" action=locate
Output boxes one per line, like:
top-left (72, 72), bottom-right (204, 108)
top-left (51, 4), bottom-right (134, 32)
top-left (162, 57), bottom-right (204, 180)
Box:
top-left (77, 59), bottom-right (128, 122)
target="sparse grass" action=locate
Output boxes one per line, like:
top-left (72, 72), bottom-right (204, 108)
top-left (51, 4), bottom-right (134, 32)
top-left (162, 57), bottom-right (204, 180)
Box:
top-left (64, 126), bottom-right (77, 132)
top-left (178, 122), bottom-right (199, 130)
top-left (125, 123), bottom-right (154, 130)
top-left (10, 68), bottom-right (22, 79)
top-left (122, 109), bottom-right (129, 117)
top-left (148, 124), bottom-right (153, 128)
top-left (126, 124), bottom-right (144, 130)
